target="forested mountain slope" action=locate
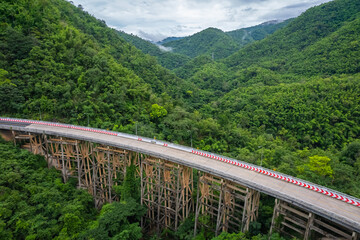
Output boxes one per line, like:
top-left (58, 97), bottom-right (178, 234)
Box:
top-left (182, 0), bottom-right (360, 96)
top-left (116, 19), bottom-right (291, 71)
top-left (224, 0), bottom-right (360, 75)
top-left (0, 0), bottom-right (193, 129)
top-left (157, 36), bottom-right (184, 45)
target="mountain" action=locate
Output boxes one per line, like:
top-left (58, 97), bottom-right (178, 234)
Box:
top-left (183, 0), bottom-right (360, 94)
top-left (160, 20), bottom-right (291, 60)
top-left (161, 27), bottom-right (240, 60)
top-left (117, 31), bottom-right (190, 69)
top-left (224, 0), bottom-right (360, 74)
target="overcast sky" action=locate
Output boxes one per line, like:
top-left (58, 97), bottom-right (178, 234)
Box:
top-left (70, 0), bottom-right (332, 42)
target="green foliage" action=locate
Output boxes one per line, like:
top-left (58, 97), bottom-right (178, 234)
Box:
top-left (308, 155), bottom-right (333, 178)
top-left (81, 199), bottom-right (145, 240)
top-left (210, 231), bottom-right (286, 240)
top-left (340, 140), bottom-right (360, 166)
top-left (0, 69), bottom-right (14, 86)
top-left (0, 139), bottom-right (96, 239)
top-left (215, 75), bottom-right (360, 150)
top-left (120, 164), bottom-right (140, 202)
top-left (224, 0), bottom-right (360, 72)
top-left (0, 0), bottom-right (186, 129)
top-left (212, 232), bottom-right (250, 240)
top-left (150, 104), bottom-right (168, 120)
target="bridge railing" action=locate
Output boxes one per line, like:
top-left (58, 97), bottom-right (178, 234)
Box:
top-left (1, 117), bottom-right (360, 207)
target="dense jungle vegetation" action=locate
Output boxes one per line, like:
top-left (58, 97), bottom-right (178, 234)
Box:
top-left (1, 0), bottom-right (360, 239)
top-left (0, 139), bottom-right (145, 240)
top-left (0, 139), bottom-right (285, 239)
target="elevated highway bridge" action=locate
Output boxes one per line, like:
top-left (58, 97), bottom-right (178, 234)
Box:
top-left (0, 118), bottom-right (359, 239)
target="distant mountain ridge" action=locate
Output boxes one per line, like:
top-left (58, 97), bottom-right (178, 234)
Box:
top-left (114, 20), bottom-right (292, 70)
top-left (158, 20), bottom-right (292, 60)
top-left (161, 27), bottom-right (240, 59)
top-left (157, 36), bottom-right (184, 45)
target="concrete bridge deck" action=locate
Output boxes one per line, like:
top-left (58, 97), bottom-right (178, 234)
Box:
top-left (0, 118), bottom-right (359, 233)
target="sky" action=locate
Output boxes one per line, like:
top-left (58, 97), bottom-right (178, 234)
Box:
top-left (70, 0), bottom-right (333, 42)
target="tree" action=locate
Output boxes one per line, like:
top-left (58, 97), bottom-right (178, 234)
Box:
top-left (150, 104), bottom-right (167, 120)
top-left (0, 69), bottom-right (13, 86)
top-left (307, 155), bottom-right (333, 178)
top-left (341, 141), bottom-right (360, 166)
top-left (82, 200), bottom-right (145, 240)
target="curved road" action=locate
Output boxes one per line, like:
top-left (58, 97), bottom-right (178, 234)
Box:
top-left (0, 118), bottom-right (359, 232)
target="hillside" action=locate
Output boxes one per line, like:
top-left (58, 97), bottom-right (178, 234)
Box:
top-left (224, 0), bottom-right (360, 75)
top-left (116, 19), bottom-right (291, 70)
top-left (0, 0), bottom-right (194, 130)
top-left (182, 0), bottom-right (360, 94)
top-left (117, 31), bottom-right (190, 69)
top-left (1, 0), bottom-right (358, 155)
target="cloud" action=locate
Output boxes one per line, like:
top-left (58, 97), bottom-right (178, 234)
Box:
top-left (138, 30), bottom-right (167, 42)
top-left (157, 45), bottom-right (173, 52)
top-left (70, 0), bottom-right (333, 41)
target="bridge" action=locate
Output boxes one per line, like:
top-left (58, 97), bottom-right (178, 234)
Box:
top-left (0, 117), bottom-right (359, 239)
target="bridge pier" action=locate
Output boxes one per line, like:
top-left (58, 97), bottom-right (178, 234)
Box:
top-left (140, 157), bottom-right (193, 232)
top-left (194, 172), bottom-right (260, 236)
top-left (269, 199), bottom-right (359, 240)
top-left (91, 145), bottom-right (130, 207)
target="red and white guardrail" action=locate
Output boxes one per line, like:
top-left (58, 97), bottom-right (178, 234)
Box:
top-left (191, 149), bottom-right (360, 207)
top-left (1, 117), bottom-right (359, 208)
